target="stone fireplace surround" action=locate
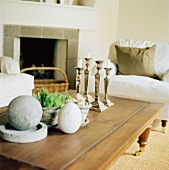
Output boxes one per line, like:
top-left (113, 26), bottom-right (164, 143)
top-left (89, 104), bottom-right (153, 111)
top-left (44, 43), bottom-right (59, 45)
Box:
top-left (3, 25), bottom-right (79, 89)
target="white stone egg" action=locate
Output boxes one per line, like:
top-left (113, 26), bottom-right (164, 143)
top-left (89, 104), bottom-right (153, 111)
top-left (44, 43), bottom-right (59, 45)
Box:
top-left (58, 102), bottom-right (81, 134)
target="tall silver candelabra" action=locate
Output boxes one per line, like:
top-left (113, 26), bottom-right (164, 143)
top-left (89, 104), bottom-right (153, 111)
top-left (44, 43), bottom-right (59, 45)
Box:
top-left (102, 68), bottom-right (113, 107)
top-left (75, 67), bottom-right (83, 94)
top-left (84, 58), bottom-right (92, 104)
top-left (90, 60), bottom-right (108, 112)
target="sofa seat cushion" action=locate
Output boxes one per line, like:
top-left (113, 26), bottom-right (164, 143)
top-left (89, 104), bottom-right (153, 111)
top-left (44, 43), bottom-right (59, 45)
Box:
top-left (0, 73), bottom-right (34, 99)
top-left (108, 75), bottom-right (169, 103)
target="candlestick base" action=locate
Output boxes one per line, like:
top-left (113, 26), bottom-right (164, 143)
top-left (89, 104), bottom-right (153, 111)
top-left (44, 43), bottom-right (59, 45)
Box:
top-left (87, 94), bottom-right (94, 104)
top-left (90, 100), bottom-right (108, 112)
top-left (102, 98), bottom-right (114, 107)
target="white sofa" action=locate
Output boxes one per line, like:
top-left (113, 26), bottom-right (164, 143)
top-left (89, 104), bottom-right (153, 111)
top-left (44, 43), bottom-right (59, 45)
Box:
top-left (0, 57), bottom-right (34, 107)
top-left (88, 40), bottom-right (169, 132)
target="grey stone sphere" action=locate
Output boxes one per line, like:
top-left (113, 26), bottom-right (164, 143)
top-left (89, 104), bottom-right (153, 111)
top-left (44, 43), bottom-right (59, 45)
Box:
top-left (7, 95), bottom-right (42, 131)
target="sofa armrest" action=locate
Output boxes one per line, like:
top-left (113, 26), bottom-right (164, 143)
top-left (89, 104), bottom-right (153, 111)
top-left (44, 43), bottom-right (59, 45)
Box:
top-left (162, 69), bottom-right (169, 83)
top-left (109, 62), bottom-right (117, 76)
top-left (0, 56), bottom-right (20, 74)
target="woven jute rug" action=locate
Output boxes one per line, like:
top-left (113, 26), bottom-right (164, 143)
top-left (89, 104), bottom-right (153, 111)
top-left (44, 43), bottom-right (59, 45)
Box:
top-left (109, 120), bottom-right (169, 170)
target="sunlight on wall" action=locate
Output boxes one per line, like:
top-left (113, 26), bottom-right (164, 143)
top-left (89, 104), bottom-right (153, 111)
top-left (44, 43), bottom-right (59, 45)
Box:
top-left (94, 0), bottom-right (119, 59)
top-left (117, 0), bottom-right (169, 41)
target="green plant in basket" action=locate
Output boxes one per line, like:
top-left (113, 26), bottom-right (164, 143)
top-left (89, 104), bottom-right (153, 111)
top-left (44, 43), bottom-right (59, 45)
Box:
top-left (34, 88), bottom-right (72, 109)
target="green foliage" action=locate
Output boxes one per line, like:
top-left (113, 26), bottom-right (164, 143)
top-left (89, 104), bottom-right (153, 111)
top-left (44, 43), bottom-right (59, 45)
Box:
top-left (34, 88), bottom-right (72, 109)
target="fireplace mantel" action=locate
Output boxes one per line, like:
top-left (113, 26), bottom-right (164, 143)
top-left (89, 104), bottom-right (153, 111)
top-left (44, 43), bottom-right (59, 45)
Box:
top-left (0, 0), bottom-right (98, 30)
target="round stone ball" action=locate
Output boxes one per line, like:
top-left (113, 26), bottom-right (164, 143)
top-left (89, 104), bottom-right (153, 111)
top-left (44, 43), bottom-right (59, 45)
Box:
top-left (7, 95), bottom-right (42, 131)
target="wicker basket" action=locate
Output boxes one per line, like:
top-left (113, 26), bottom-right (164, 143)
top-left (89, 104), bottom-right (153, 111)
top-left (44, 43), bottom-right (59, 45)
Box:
top-left (21, 67), bottom-right (69, 94)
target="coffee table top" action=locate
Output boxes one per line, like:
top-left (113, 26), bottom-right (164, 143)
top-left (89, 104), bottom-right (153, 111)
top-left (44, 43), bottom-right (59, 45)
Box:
top-left (0, 96), bottom-right (163, 170)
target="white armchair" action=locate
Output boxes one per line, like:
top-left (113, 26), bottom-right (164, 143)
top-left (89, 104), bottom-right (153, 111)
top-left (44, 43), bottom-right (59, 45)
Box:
top-left (88, 40), bottom-right (169, 132)
top-left (109, 40), bottom-right (169, 132)
top-left (0, 56), bottom-right (34, 107)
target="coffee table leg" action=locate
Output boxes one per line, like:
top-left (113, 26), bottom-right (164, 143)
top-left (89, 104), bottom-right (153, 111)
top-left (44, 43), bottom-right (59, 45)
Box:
top-left (161, 120), bottom-right (168, 133)
top-left (135, 125), bottom-right (152, 156)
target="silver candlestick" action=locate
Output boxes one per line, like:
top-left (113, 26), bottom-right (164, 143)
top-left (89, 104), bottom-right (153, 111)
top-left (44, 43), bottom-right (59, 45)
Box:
top-left (75, 67), bottom-right (84, 94)
top-left (102, 68), bottom-right (113, 107)
top-left (84, 58), bottom-right (92, 104)
top-left (90, 60), bottom-right (108, 112)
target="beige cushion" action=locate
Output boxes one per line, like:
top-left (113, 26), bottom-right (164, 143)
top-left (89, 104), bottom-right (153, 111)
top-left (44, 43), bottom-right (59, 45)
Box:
top-left (0, 56), bottom-right (20, 74)
top-left (115, 45), bottom-right (156, 78)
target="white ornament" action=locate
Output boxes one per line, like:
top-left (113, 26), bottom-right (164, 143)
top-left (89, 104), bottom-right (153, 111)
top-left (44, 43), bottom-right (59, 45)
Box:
top-left (58, 102), bottom-right (82, 134)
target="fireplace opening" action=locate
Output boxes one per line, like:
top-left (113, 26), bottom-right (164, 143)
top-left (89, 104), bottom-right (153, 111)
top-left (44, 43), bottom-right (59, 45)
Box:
top-left (20, 37), bottom-right (56, 79)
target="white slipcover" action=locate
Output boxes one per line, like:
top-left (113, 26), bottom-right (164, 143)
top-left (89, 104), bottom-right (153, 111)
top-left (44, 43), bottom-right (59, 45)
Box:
top-left (0, 56), bottom-right (20, 74)
top-left (88, 40), bottom-right (169, 121)
top-left (0, 57), bottom-right (34, 107)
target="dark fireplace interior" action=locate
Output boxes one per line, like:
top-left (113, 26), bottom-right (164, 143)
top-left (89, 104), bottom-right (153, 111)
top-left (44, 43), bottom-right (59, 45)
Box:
top-left (20, 37), bottom-right (56, 79)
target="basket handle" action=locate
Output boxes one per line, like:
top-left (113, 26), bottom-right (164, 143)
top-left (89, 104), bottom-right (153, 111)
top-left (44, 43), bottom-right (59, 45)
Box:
top-left (21, 67), bottom-right (68, 83)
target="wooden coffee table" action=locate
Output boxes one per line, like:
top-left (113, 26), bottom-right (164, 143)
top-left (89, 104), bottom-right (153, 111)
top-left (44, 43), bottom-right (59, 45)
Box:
top-left (0, 96), bottom-right (164, 170)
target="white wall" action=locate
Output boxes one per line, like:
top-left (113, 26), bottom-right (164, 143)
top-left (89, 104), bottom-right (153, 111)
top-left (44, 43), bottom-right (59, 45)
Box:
top-left (95, 0), bottom-right (119, 59)
top-left (0, 3), bottom-right (3, 56)
top-left (117, 0), bottom-right (169, 41)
